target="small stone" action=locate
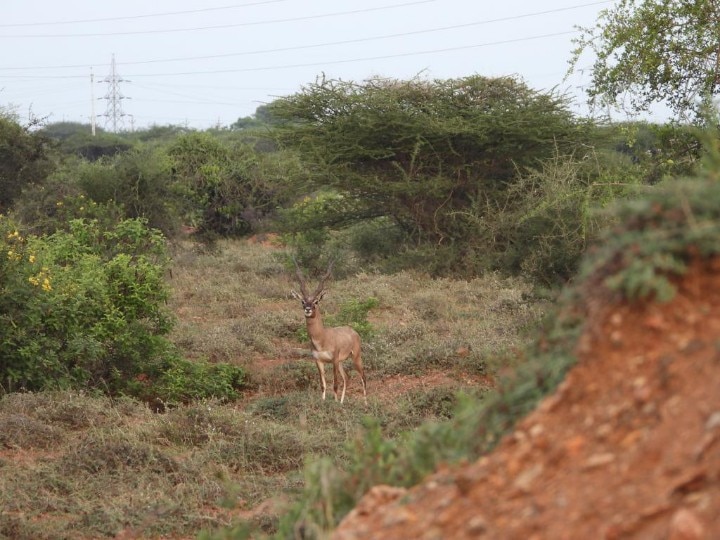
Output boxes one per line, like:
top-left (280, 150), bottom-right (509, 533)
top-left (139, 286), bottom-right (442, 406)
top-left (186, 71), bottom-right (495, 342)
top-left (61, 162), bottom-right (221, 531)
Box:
top-left (620, 430), bottom-right (643, 448)
top-left (680, 339), bottom-right (705, 354)
top-left (668, 508), bottom-right (705, 540)
top-left (583, 453), bottom-right (615, 469)
top-left (381, 506), bottom-right (414, 527)
top-left (513, 464), bottom-right (543, 492)
top-left (596, 423), bottom-right (613, 440)
top-left (633, 382), bottom-right (652, 404)
top-left (705, 411), bottom-right (720, 431)
top-left (421, 527), bottom-right (444, 540)
top-left (466, 515), bottom-right (488, 535)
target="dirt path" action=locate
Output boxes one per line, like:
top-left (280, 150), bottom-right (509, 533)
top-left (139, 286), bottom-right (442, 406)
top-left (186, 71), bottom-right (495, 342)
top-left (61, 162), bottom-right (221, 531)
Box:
top-left (334, 258), bottom-right (720, 539)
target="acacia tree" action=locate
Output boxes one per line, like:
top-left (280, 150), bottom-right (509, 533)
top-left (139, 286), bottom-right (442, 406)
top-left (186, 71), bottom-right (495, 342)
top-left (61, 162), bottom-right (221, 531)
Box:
top-left (570, 0), bottom-right (720, 122)
top-left (269, 75), bottom-right (586, 247)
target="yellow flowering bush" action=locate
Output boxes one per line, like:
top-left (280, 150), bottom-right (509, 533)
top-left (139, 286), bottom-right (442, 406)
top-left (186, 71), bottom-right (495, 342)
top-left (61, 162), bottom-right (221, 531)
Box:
top-left (0, 216), bottom-right (176, 394)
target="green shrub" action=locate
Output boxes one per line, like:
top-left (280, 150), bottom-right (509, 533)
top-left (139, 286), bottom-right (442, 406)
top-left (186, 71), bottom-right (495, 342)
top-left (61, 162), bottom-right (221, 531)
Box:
top-left (76, 148), bottom-right (180, 236)
top-left (12, 176), bottom-right (125, 236)
top-left (0, 215), bottom-right (175, 395)
top-left (581, 177), bottom-right (720, 301)
top-left (152, 358), bottom-right (247, 405)
top-left (167, 132), bottom-right (288, 239)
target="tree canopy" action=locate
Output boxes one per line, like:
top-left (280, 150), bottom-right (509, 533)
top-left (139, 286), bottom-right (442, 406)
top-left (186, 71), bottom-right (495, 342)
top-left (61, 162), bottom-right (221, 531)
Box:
top-left (570, 0), bottom-right (720, 121)
top-left (268, 74), bottom-right (587, 245)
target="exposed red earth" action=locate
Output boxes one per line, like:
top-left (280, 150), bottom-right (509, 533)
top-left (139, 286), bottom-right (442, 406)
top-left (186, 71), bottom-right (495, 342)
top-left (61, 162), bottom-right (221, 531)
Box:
top-left (334, 257), bottom-right (720, 540)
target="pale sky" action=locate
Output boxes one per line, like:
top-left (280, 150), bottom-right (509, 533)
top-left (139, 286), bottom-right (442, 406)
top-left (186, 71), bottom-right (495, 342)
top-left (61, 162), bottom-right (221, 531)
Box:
top-left (1, 0), bottom-right (619, 130)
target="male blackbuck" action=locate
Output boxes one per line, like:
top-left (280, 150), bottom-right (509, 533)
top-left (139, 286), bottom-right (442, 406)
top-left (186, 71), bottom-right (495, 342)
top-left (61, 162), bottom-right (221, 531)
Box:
top-left (291, 259), bottom-right (367, 404)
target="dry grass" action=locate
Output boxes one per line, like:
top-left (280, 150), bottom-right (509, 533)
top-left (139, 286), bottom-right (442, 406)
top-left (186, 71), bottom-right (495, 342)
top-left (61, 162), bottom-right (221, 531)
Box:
top-left (0, 238), bottom-right (548, 539)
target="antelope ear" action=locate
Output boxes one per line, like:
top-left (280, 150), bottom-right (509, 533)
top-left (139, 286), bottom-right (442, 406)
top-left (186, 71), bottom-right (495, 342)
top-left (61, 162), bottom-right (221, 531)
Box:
top-left (291, 290), bottom-right (302, 301)
top-left (316, 290), bottom-right (327, 302)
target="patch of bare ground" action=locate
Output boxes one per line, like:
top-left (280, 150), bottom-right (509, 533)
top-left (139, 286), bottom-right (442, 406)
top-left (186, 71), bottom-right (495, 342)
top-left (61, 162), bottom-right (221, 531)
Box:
top-left (334, 257), bottom-right (720, 540)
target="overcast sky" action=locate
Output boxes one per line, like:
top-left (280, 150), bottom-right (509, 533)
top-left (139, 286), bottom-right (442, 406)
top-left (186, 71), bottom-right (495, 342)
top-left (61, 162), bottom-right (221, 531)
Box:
top-left (1, 0), bottom-right (621, 131)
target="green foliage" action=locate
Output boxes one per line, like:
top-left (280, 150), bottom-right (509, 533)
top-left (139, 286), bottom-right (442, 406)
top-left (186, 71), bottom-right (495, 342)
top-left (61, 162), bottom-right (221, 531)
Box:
top-left (0, 215), bottom-right (176, 395)
top-left (41, 123), bottom-right (133, 160)
top-left (499, 149), bottom-right (647, 284)
top-left (569, 0), bottom-right (720, 121)
top-left (332, 297), bottom-right (379, 338)
top-left (344, 217), bottom-right (406, 262)
top-left (604, 252), bottom-right (685, 302)
top-left (12, 178), bottom-right (125, 236)
top-left (582, 177), bottom-right (720, 301)
top-left (279, 194), bottom-right (399, 273)
top-left (0, 115), bottom-right (55, 209)
top-left (611, 121), bottom-right (703, 183)
top-left (269, 75), bottom-right (588, 252)
top-left (167, 132), bottom-right (290, 239)
top-left (75, 147), bottom-right (179, 236)
top-left (153, 358), bottom-right (247, 404)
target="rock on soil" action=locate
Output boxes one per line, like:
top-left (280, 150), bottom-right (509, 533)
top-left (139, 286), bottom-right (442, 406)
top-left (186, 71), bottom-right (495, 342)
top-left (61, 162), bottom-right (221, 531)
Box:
top-left (333, 258), bottom-right (720, 539)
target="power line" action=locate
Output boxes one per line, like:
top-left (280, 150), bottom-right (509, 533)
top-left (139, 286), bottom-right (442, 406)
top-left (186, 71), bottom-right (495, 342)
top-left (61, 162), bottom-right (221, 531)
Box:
top-left (0, 0), bottom-right (437, 38)
top-left (0, 0), bottom-right (611, 72)
top-left (0, 0), bottom-right (289, 27)
top-left (119, 1), bottom-right (610, 66)
top-left (0, 30), bottom-right (580, 80)
top-left (127, 31), bottom-right (581, 77)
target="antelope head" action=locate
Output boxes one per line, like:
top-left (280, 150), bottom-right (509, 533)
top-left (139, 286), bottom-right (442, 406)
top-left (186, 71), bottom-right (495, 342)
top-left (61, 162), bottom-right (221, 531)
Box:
top-left (291, 258), bottom-right (334, 318)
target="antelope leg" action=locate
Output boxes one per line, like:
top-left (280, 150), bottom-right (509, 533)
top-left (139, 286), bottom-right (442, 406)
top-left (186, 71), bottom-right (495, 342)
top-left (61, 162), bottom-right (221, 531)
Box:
top-left (316, 360), bottom-right (327, 400)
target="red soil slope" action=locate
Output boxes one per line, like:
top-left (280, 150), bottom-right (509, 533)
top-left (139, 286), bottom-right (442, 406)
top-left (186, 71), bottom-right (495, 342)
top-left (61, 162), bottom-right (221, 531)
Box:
top-left (334, 258), bottom-right (720, 539)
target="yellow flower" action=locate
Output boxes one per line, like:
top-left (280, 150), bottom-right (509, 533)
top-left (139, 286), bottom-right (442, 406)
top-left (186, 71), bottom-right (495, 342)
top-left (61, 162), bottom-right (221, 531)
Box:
top-left (29, 276), bottom-right (39, 286)
top-left (29, 254), bottom-right (36, 263)
top-left (56, 201), bottom-right (64, 207)
top-left (42, 278), bottom-right (52, 291)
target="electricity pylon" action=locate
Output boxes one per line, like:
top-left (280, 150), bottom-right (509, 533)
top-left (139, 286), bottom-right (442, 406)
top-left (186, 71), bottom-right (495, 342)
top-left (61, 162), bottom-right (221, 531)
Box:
top-left (99, 54), bottom-right (130, 132)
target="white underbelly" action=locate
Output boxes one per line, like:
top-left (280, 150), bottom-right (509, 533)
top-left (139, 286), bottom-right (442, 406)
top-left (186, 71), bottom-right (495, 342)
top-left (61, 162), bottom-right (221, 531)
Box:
top-left (312, 350), bottom-right (333, 362)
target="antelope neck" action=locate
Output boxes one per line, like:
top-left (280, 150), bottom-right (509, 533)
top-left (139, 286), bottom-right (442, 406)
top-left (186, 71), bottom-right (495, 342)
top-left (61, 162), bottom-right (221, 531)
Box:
top-left (306, 309), bottom-right (324, 329)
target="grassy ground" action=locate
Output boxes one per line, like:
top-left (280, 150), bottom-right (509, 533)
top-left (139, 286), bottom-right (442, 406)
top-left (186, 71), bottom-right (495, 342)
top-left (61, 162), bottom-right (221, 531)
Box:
top-left (0, 237), bottom-right (548, 539)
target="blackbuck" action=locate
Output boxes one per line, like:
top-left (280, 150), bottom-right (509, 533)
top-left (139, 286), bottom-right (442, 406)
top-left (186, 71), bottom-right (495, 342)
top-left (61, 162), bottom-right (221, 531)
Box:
top-left (291, 260), bottom-right (367, 404)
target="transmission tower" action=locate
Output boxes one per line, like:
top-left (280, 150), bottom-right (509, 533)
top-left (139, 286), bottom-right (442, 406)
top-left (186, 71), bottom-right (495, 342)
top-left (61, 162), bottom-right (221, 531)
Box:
top-left (99, 54), bottom-right (131, 132)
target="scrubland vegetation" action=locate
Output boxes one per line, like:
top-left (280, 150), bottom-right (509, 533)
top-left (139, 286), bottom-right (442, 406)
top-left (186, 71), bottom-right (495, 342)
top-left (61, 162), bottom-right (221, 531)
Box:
top-left (1, 61), bottom-right (719, 538)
